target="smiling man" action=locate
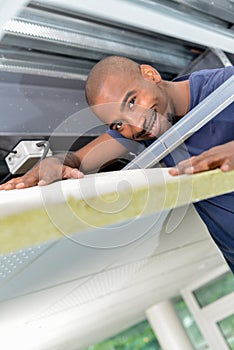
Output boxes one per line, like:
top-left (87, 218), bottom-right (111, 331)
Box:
top-left (86, 56), bottom-right (188, 141)
top-left (0, 56), bottom-right (234, 271)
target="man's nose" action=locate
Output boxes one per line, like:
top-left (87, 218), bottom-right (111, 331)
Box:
top-left (126, 110), bottom-right (145, 130)
top-left (133, 119), bottom-right (145, 135)
top-left (120, 113), bottom-right (144, 139)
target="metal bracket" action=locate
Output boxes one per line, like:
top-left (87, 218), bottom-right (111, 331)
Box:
top-left (5, 140), bottom-right (52, 174)
top-left (211, 48), bottom-right (233, 67)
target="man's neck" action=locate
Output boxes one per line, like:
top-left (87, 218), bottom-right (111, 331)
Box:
top-left (170, 80), bottom-right (190, 117)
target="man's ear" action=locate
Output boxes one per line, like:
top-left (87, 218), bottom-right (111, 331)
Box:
top-left (140, 64), bottom-right (161, 83)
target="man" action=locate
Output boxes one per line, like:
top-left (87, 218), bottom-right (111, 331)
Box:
top-left (0, 56), bottom-right (234, 269)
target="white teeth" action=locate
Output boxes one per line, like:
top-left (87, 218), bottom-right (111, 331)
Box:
top-left (150, 120), bottom-right (156, 133)
top-left (148, 112), bottom-right (157, 134)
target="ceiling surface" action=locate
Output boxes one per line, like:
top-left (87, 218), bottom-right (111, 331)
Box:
top-left (1, 0), bottom-right (234, 81)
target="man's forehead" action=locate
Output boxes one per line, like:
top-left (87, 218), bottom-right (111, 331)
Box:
top-left (92, 73), bottom-right (138, 123)
top-left (99, 73), bottom-right (135, 100)
top-left (91, 102), bottom-right (121, 124)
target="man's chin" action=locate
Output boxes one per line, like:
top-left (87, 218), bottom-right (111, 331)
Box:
top-left (138, 134), bottom-right (157, 141)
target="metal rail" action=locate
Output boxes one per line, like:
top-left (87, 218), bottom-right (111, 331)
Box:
top-left (0, 0), bottom-right (29, 41)
top-left (39, 0), bottom-right (234, 54)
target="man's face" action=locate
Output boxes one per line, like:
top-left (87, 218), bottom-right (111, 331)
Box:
top-left (93, 66), bottom-right (176, 141)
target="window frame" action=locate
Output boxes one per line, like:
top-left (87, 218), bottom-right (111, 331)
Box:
top-left (181, 265), bottom-right (234, 350)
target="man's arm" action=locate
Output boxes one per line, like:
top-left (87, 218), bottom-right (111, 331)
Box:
top-left (169, 141), bottom-right (234, 175)
top-left (0, 133), bottom-right (128, 190)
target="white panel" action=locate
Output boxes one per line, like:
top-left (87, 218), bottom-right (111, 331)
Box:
top-left (0, 243), bottom-right (55, 284)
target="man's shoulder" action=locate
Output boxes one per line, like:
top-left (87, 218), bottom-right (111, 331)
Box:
top-left (190, 66), bottom-right (233, 83)
top-left (188, 67), bottom-right (234, 109)
top-left (175, 66), bottom-right (233, 84)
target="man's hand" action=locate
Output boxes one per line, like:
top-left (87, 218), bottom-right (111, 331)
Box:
top-left (169, 141), bottom-right (234, 176)
top-left (0, 156), bottom-right (84, 191)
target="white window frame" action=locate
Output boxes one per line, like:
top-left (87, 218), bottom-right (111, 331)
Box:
top-left (181, 265), bottom-right (234, 350)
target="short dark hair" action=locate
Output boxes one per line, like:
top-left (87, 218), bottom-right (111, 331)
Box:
top-left (85, 56), bottom-right (140, 106)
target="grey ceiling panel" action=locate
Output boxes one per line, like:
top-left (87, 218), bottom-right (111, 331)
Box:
top-left (1, 5), bottom-right (197, 78)
top-left (170, 0), bottom-right (234, 24)
top-left (1, 0), bottom-right (233, 82)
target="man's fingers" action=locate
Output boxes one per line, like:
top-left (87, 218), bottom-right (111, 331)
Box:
top-left (38, 170), bottom-right (64, 186)
top-left (37, 162), bottom-right (67, 185)
top-left (0, 182), bottom-right (15, 190)
top-left (0, 156), bottom-right (85, 191)
top-left (0, 166), bottom-right (84, 190)
top-left (169, 148), bottom-right (233, 176)
top-left (169, 157), bottom-right (195, 176)
top-left (14, 175), bottom-right (38, 189)
top-left (169, 154), bottom-right (215, 175)
top-left (183, 159), bottom-right (212, 174)
top-left (220, 158), bottom-right (234, 172)
top-left (64, 167), bottom-right (84, 179)
top-left (168, 167), bottom-right (179, 176)
top-left (0, 174), bottom-right (38, 190)
top-left (15, 182), bottom-right (27, 189)
top-left (37, 166), bottom-right (84, 186)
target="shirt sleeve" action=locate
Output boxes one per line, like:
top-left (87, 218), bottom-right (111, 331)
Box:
top-left (106, 128), bottom-right (146, 154)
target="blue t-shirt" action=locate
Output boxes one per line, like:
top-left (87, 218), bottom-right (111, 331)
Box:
top-left (107, 67), bottom-right (234, 271)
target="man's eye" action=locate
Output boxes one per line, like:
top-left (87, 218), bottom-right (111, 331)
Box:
top-left (129, 97), bottom-right (136, 109)
top-left (116, 121), bottom-right (123, 130)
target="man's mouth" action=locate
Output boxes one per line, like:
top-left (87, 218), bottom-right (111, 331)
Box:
top-left (145, 110), bottom-right (159, 138)
top-left (133, 109), bottom-right (159, 139)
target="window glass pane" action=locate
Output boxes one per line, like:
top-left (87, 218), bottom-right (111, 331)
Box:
top-left (218, 314), bottom-right (234, 350)
top-left (86, 320), bottom-right (161, 350)
top-left (193, 271), bottom-right (234, 308)
top-left (173, 296), bottom-right (211, 350)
